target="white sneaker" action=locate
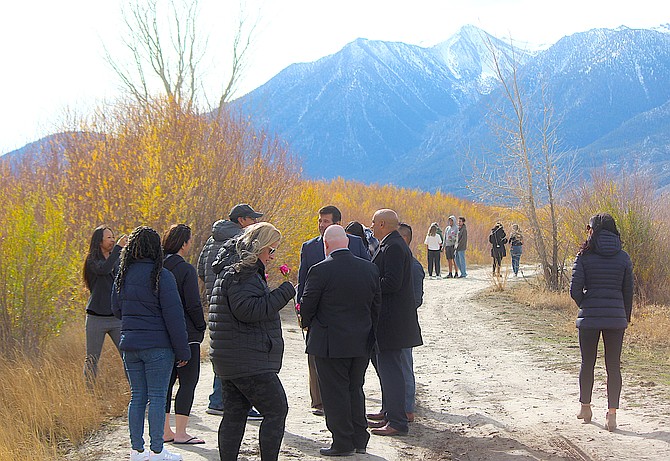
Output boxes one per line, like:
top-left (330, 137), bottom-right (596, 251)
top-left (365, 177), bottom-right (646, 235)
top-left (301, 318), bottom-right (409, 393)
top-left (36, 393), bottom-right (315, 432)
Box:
top-left (149, 448), bottom-right (183, 461)
top-left (130, 449), bottom-right (150, 461)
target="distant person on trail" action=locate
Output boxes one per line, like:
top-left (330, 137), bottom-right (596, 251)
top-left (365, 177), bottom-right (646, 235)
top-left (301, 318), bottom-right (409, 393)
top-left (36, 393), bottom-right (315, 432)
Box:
top-left (424, 223), bottom-right (443, 278)
top-left (455, 216), bottom-right (468, 278)
top-left (443, 215), bottom-right (458, 278)
top-left (197, 203), bottom-right (264, 419)
top-left (112, 226), bottom-right (190, 461)
top-left (489, 222), bottom-right (508, 277)
top-left (208, 222), bottom-right (295, 461)
top-left (509, 223), bottom-right (523, 276)
top-left (162, 224), bottom-right (207, 446)
top-left (83, 225), bottom-right (127, 386)
top-left (571, 213), bottom-right (633, 432)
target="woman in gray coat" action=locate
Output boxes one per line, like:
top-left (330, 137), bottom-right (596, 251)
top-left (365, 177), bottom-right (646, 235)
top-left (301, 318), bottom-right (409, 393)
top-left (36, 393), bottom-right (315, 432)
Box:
top-left (570, 213), bottom-right (633, 431)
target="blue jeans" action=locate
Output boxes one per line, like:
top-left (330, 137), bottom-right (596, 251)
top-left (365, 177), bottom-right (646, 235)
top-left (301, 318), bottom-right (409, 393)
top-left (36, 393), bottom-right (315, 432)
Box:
top-left (209, 373), bottom-right (224, 410)
top-left (123, 347), bottom-right (175, 453)
top-left (510, 246), bottom-right (522, 275)
top-left (400, 348), bottom-right (415, 413)
top-left (455, 250), bottom-right (467, 277)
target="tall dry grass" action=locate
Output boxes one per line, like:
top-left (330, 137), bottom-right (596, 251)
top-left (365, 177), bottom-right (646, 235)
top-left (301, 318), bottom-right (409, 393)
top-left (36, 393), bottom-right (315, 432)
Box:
top-left (0, 324), bottom-right (127, 461)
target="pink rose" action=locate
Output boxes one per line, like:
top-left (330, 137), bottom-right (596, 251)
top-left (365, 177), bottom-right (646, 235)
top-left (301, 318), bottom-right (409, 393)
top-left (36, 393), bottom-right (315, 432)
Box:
top-left (295, 303), bottom-right (301, 313)
top-left (279, 264), bottom-right (291, 278)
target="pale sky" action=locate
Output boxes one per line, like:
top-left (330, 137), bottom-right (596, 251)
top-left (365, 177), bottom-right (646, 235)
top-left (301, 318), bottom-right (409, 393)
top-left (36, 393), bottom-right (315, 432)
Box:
top-left (0, 0), bottom-right (665, 154)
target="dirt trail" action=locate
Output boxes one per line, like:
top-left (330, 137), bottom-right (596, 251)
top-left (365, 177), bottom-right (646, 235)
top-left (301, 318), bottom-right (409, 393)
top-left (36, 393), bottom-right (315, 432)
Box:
top-left (70, 267), bottom-right (670, 461)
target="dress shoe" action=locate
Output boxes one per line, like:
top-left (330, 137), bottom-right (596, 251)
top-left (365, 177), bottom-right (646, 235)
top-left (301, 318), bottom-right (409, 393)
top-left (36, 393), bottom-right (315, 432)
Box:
top-left (367, 419), bottom-right (387, 428)
top-left (319, 447), bottom-right (354, 457)
top-left (312, 408), bottom-right (325, 416)
top-left (371, 423), bottom-right (407, 436)
top-left (355, 448), bottom-right (366, 454)
top-left (576, 404), bottom-right (592, 423)
top-left (366, 411), bottom-right (385, 421)
top-left (406, 412), bottom-right (415, 423)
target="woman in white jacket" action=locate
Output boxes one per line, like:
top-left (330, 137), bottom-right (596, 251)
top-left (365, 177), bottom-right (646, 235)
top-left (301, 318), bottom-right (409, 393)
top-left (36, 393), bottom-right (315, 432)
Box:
top-left (424, 223), bottom-right (443, 278)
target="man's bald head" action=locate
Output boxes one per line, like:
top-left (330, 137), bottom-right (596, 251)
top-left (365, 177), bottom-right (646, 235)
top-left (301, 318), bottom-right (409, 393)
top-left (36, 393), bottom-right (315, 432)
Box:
top-left (323, 224), bottom-right (349, 256)
top-left (371, 209), bottom-right (399, 240)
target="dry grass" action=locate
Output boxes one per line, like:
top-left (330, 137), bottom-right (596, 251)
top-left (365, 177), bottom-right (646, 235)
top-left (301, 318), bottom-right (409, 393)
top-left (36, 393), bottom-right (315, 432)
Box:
top-left (504, 282), bottom-right (670, 385)
top-left (0, 323), bottom-right (128, 461)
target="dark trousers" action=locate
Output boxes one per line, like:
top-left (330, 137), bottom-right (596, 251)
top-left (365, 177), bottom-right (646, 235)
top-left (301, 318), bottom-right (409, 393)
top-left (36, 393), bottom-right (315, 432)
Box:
top-left (579, 328), bottom-right (625, 409)
top-left (427, 249), bottom-right (441, 276)
top-left (376, 349), bottom-right (408, 433)
top-left (218, 373), bottom-right (288, 461)
top-left (165, 343), bottom-right (200, 415)
top-left (315, 356), bottom-right (370, 451)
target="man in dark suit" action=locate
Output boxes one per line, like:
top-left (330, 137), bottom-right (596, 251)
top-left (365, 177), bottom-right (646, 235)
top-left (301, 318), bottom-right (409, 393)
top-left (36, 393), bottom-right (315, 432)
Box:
top-left (300, 225), bottom-right (381, 456)
top-left (297, 205), bottom-right (371, 416)
top-left (368, 209), bottom-right (423, 436)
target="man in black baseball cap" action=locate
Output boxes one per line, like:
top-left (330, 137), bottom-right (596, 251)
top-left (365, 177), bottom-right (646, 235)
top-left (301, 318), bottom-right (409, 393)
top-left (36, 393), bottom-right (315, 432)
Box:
top-left (197, 202), bottom-right (264, 419)
top-left (229, 203), bottom-right (263, 226)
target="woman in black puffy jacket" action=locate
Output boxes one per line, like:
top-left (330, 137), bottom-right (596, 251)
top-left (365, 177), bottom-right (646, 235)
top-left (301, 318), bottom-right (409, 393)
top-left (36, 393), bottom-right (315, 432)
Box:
top-left (570, 213), bottom-right (633, 432)
top-left (208, 222), bottom-right (295, 461)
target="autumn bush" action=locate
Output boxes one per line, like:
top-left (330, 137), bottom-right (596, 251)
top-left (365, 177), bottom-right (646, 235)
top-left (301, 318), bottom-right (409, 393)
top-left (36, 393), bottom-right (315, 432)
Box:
top-left (0, 97), bottom-right (504, 460)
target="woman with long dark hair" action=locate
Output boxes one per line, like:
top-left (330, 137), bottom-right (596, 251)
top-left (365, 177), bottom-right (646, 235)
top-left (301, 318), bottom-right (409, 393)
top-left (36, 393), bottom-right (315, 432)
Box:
top-left (83, 225), bottom-right (127, 385)
top-left (209, 222), bottom-right (295, 461)
top-left (570, 213), bottom-right (633, 432)
top-left (112, 226), bottom-right (190, 461)
top-left (162, 224), bottom-right (207, 445)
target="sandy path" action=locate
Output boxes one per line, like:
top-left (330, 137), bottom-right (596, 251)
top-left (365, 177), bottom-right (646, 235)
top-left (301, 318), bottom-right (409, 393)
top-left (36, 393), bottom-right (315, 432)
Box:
top-left (70, 267), bottom-right (670, 460)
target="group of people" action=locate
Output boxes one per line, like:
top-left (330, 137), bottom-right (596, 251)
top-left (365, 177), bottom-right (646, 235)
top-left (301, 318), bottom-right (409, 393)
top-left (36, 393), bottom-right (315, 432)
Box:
top-left (82, 202), bottom-right (634, 460)
top-left (422, 216), bottom-right (468, 279)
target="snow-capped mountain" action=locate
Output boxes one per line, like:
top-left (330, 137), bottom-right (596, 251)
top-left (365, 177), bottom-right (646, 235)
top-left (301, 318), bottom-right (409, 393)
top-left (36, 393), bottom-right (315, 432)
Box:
top-left (233, 24), bottom-right (670, 192)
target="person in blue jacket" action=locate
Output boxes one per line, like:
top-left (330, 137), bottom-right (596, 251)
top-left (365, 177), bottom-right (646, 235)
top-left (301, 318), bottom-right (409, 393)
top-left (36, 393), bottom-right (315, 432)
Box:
top-left (112, 226), bottom-right (190, 461)
top-left (570, 213), bottom-right (633, 432)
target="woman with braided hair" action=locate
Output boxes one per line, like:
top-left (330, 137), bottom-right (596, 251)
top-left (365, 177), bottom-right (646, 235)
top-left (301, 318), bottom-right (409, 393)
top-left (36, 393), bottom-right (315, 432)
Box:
top-left (112, 226), bottom-right (190, 461)
top-left (208, 222), bottom-right (296, 461)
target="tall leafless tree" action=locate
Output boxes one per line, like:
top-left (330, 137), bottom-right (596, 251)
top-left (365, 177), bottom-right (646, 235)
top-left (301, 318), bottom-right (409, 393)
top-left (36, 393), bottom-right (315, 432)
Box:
top-left (468, 38), bottom-right (573, 290)
top-left (105, 0), bottom-right (256, 113)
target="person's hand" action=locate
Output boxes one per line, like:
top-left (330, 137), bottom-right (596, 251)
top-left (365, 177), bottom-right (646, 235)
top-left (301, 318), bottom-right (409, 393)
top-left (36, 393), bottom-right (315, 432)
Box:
top-left (176, 360), bottom-right (188, 368)
top-left (117, 234), bottom-right (128, 248)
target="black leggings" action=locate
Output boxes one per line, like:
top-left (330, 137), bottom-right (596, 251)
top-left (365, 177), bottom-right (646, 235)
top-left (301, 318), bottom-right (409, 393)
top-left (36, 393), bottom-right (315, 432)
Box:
top-left (219, 372), bottom-right (288, 461)
top-left (427, 249), bottom-right (441, 276)
top-left (165, 343), bottom-right (201, 415)
top-left (579, 328), bottom-right (625, 409)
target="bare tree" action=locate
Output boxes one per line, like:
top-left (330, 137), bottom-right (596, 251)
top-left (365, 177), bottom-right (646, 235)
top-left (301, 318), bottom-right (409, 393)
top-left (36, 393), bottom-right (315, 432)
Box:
top-left (105, 0), bottom-right (256, 112)
top-left (468, 38), bottom-right (573, 290)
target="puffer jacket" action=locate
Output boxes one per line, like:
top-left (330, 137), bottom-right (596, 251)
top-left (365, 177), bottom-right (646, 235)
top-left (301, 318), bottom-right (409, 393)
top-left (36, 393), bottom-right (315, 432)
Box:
top-left (570, 230), bottom-right (634, 330)
top-left (164, 254), bottom-right (207, 343)
top-left (197, 220), bottom-right (242, 303)
top-left (111, 260), bottom-right (191, 361)
top-left (208, 260), bottom-right (295, 379)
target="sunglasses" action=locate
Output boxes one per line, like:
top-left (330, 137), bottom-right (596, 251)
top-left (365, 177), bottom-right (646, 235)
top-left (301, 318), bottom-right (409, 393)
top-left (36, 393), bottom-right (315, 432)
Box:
top-left (268, 247), bottom-right (277, 255)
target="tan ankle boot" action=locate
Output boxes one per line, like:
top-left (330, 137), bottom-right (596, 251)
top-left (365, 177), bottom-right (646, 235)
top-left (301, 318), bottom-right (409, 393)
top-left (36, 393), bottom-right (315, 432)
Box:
top-left (605, 412), bottom-right (617, 431)
top-left (577, 404), bottom-right (592, 423)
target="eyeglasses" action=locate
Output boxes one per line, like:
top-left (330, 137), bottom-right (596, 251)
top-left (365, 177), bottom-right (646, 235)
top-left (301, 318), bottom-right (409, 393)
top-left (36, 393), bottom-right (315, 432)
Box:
top-left (268, 247), bottom-right (277, 255)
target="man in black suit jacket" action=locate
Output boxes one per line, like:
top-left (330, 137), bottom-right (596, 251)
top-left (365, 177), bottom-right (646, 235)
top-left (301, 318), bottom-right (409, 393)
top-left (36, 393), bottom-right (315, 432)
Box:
top-left (368, 209), bottom-right (423, 436)
top-left (297, 205), bottom-right (370, 415)
top-left (300, 225), bottom-right (381, 456)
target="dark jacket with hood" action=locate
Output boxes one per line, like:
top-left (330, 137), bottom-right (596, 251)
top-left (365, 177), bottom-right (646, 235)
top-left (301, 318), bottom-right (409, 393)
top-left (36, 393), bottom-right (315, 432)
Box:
top-left (164, 254), bottom-right (207, 343)
top-left (570, 230), bottom-right (634, 330)
top-left (489, 224), bottom-right (508, 258)
top-left (197, 220), bottom-right (243, 303)
top-left (111, 260), bottom-right (191, 362)
top-left (208, 259), bottom-right (295, 379)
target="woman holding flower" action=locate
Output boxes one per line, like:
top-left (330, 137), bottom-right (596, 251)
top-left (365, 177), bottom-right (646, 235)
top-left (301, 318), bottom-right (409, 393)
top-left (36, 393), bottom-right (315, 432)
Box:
top-left (208, 222), bottom-right (296, 461)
